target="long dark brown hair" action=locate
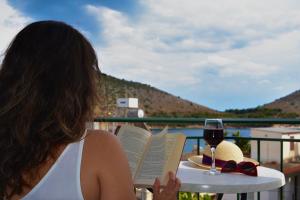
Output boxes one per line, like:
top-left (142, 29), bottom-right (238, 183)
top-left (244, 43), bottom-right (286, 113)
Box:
top-left (0, 21), bottom-right (100, 198)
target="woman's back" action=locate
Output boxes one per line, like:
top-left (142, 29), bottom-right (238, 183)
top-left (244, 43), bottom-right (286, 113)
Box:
top-left (9, 131), bottom-right (136, 200)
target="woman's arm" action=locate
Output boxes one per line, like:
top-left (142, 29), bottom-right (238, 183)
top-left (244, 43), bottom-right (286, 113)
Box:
top-left (90, 132), bottom-right (136, 200)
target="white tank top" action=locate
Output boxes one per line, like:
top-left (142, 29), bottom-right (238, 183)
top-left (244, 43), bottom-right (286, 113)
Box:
top-left (22, 139), bottom-right (85, 200)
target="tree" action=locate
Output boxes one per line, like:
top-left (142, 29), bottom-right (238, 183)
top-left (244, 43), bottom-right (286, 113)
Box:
top-left (232, 131), bottom-right (251, 155)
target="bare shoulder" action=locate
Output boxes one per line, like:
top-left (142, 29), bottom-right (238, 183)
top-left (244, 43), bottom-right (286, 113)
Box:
top-left (83, 130), bottom-right (126, 170)
top-left (85, 130), bottom-right (119, 147)
top-left (84, 130), bottom-right (123, 159)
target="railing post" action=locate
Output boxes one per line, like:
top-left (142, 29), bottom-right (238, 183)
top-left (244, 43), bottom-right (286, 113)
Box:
top-left (295, 176), bottom-right (297, 200)
top-left (257, 139), bottom-right (261, 163)
top-left (197, 138), bottom-right (200, 155)
top-left (197, 137), bottom-right (200, 200)
top-left (280, 140), bottom-right (283, 200)
top-left (257, 139), bottom-right (261, 200)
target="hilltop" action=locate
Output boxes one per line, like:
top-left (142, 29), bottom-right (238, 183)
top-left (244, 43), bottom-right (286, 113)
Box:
top-left (225, 90), bottom-right (300, 118)
top-left (94, 73), bottom-right (219, 117)
top-left (263, 90), bottom-right (300, 115)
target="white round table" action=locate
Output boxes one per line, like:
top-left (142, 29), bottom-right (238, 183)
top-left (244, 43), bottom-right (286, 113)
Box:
top-left (177, 161), bottom-right (285, 199)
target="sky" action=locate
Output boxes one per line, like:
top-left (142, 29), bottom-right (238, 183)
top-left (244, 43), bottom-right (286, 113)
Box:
top-left (1, 0), bottom-right (300, 111)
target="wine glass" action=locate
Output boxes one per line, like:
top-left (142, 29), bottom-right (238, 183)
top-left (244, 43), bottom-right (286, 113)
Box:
top-left (203, 119), bottom-right (224, 175)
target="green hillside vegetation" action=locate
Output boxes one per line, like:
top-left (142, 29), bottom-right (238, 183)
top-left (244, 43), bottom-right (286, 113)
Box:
top-left (225, 107), bottom-right (299, 118)
top-left (94, 73), bottom-right (219, 117)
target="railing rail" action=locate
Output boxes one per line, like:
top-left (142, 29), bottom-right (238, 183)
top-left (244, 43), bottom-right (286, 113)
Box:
top-left (94, 117), bottom-right (300, 124)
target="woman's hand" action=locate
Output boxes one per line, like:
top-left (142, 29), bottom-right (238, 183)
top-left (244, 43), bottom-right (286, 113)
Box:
top-left (153, 171), bottom-right (181, 200)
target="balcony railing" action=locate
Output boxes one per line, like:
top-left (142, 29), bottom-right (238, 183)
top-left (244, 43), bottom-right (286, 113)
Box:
top-left (94, 117), bottom-right (300, 200)
top-left (94, 117), bottom-right (300, 124)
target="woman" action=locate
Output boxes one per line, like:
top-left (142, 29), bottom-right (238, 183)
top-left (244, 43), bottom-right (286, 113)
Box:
top-left (0, 21), bottom-right (180, 200)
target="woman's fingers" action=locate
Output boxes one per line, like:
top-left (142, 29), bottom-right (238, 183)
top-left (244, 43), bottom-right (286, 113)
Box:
top-left (169, 171), bottom-right (175, 181)
top-left (166, 171), bottom-right (176, 189)
top-left (152, 171), bottom-right (181, 200)
top-left (153, 177), bottom-right (160, 199)
top-left (164, 171), bottom-right (180, 197)
top-left (175, 177), bottom-right (181, 190)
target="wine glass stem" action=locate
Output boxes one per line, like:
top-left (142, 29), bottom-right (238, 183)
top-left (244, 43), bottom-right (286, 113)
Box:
top-left (211, 147), bottom-right (216, 171)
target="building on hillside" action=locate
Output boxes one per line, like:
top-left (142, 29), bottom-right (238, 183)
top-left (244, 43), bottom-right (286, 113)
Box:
top-left (250, 127), bottom-right (300, 200)
top-left (92, 98), bottom-right (147, 132)
top-left (116, 98), bottom-right (139, 117)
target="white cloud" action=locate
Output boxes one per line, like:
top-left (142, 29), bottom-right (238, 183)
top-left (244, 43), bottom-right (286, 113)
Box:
top-left (0, 0), bottom-right (30, 56)
top-left (85, 0), bottom-right (300, 110)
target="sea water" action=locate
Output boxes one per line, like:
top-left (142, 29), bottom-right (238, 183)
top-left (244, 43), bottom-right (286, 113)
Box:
top-left (152, 128), bottom-right (250, 153)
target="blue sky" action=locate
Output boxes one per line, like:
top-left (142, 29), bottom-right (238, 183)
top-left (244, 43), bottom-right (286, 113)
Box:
top-left (1, 0), bottom-right (300, 111)
top-left (7, 0), bottom-right (140, 42)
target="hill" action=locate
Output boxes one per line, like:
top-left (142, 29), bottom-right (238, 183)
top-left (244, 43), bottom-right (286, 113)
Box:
top-left (225, 90), bottom-right (300, 118)
top-left (264, 90), bottom-right (300, 116)
top-left (94, 73), bottom-right (219, 117)
top-left (94, 73), bottom-right (300, 118)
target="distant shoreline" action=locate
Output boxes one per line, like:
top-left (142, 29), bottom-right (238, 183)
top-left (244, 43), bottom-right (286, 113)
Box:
top-left (149, 124), bottom-right (285, 129)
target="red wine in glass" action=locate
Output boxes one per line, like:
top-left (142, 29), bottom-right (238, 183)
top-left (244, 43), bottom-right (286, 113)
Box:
top-left (203, 119), bottom-right (224, 175)
top-left (203, 128), bottom-right (224, 148)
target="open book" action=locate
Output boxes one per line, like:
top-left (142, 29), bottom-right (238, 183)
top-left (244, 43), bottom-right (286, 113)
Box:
top-left (116, 125), bottom-right (186, 187)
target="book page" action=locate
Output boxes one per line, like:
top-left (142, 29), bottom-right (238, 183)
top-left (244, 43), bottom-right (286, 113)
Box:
top-left (134, 132), bottom-right (185, 186)
top-left (135, 133), bottom-right (166, 182)
top-left (162, 134), bottom-right (186, 183)
top-left (117, 125), bottom-right (152, 178)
